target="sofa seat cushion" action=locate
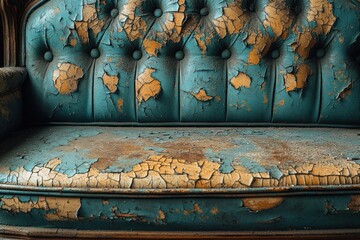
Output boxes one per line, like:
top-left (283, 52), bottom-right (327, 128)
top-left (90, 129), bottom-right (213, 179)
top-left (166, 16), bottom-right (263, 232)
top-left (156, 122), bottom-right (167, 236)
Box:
top-left (0, 126), bottom-right (359, 190)
top-left (1, 126), bottom-right (360, 234)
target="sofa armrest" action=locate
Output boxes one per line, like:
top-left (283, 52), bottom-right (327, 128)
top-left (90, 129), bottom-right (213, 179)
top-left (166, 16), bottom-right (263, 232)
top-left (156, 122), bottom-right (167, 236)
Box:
top-left (0, 67), bottom-right (27, 140)
top-left (0, 67), bottom-right (27, 94)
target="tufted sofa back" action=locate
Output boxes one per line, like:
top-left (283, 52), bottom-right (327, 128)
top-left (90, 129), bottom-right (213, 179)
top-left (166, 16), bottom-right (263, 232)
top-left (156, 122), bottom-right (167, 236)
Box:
top-left (24, 0), bottom-right (360, 124)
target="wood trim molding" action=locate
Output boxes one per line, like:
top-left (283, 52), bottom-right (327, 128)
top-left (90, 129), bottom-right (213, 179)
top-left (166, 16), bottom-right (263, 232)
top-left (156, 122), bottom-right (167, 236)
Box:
top-left (0, 0), bottom-right (45, 67)
top-left (0, 0), bottom-right (18, 67)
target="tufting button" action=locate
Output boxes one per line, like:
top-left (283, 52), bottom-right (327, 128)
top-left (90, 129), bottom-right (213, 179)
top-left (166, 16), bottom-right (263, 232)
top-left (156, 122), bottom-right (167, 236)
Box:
top-left (44, 51), bottom-right (53, 62)
top-left (271, 49), bottom-right (280, 59)
top-left (221, 49), bottom-right (231, 59)
top-left (110, 8), bottom-right (119, 18)
top-left (132, 50), bottom-right (142, 60)
top-left (316, 48), bottom-right (326, 59)
top-left (90, 48), bottom-right (100, 59)
top-left (200, 7), bottom-right (209, 16)
top-left (175, 50), bottom-right (184, 60)
top-left (154, 8), bottom-right (163, 18)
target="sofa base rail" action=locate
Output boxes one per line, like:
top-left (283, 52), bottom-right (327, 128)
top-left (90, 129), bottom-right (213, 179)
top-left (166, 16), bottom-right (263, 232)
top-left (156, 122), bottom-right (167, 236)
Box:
top-left (1, 226), bottom-right (360, 239)
top-left (0, 192), bottom-right (360, 233)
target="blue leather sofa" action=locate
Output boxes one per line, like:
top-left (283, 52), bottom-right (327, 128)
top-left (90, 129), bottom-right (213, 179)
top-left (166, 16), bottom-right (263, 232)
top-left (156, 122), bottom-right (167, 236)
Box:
top-left (0, 0), bottom-right (359, 238)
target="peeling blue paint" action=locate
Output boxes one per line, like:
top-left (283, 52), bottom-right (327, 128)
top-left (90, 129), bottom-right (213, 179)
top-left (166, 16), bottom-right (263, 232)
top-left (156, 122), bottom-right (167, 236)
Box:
top-left (0, 126), bottom-right (359, 185)
top-left (268, 166), bottom-right (283, 180)
top-left (105, 158), bottom-right (143, 173)
top-left (0, 194), bottom-right (359, 231)
top-left (237, 158), bottom-right (268, 173)
top-left (2, 128), bottom-right (101, 178)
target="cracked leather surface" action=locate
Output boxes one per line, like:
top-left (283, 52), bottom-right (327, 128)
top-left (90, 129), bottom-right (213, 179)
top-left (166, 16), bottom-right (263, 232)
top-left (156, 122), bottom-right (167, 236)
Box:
top-left (2, 1), bottom-right (360, 233)
top-left (23, 0), bottom-right (360, 124)
top-left (0, 126), bottom-right (359, 190)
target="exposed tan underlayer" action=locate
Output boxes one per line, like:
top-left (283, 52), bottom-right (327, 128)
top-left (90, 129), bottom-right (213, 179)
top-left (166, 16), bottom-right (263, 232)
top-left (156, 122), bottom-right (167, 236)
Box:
top-left (191, 89), bottom-right (213, 102)
top-left (2, 126), bottom-right (358, 190)
top-left (283, 64), bottom-right (312, 92)
top-left (52, 63), bottom-right (84, 94)
top-left (136, 68), bottom-right (161, 104)
top-left (0, 196), bottom-right (80, 221)
top-left (6, 156), bottom-right (360, 189)
top-left (230, 72), bottom-right (252, 90)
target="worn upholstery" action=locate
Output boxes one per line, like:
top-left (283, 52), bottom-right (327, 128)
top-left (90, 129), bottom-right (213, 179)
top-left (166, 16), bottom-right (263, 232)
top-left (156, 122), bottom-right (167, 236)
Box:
top-left (0, 126), bottom-right (360, 232)
top-left (1, 127), bottom-right (359, 189)
top-left (0, 68), bottom-right (27, 139)
top-left (24, 0), bottom-right (360, 124)
top-left (0, 0), bottom-right (360, 236)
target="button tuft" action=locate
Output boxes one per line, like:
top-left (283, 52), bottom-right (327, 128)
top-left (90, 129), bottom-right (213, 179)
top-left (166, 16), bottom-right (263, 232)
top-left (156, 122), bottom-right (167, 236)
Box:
top-left (200, 7), bottom-right (209, 16)
top-left (316, 48), bottom-right (326, 59)
top-left (90, 48), bottom-right (100, 59)
top-left (44, 51), bottom-right (53, 62)
top-left (271, 49), bottom-right (280, 59)
top-left (110, 8), bottom-right (119, 18)
top-left (221, 49), bottom-right (231, 59)
top-left (154, 8), bottom-right (163, 18)
top-left (175, 50), bottom-right (185, 60)
top-left (133, 50), bottom-right (142, 60)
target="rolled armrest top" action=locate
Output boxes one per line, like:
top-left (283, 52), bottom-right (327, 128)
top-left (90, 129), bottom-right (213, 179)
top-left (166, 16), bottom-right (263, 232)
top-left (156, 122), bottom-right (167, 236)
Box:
top-left (0, 67), bottom-right (27, 95)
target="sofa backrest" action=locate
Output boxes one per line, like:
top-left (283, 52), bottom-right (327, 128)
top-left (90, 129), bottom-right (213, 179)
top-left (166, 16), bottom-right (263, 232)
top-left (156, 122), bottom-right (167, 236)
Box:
top-left (24, 0), bottom-right (360, 124)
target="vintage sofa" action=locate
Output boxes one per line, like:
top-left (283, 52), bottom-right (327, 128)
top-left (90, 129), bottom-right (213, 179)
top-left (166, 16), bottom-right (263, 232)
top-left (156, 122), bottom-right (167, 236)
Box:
top-left (0, 0), bottom-right (359, 238)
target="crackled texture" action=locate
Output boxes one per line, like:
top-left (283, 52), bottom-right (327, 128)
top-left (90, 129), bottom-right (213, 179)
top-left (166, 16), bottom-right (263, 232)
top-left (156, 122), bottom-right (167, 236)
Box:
top-left (308, 0), bottom-right (336, 35)
top-left (283, 64), bottom-right (312, 92)
top-left (230, 72), bottom-right (252, 90)
top-left (118, 0), bottom-right (148, 42)
top-left (102, 73), bottom-right (119, 93)
top-left (73, 4), bottom-right (106, 44)
top-left (0, 126), bottom-right (359, 189)
top-left (0, 196), bottom-right (80, 221)
top-left (213, 0), bottom-right (247, 38)
top-left (4, 1), bottom-right (360, 233)
top-left (136, 68), bottom-right (162, 104)
top-left (52, 63), bottom-right (84, 95)
top-left (290, 0), bottom-right (336, 60)
top-left (24, 0), bottom-right (360, 124)
top-left (263, 0), bottom-right (292, 39)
